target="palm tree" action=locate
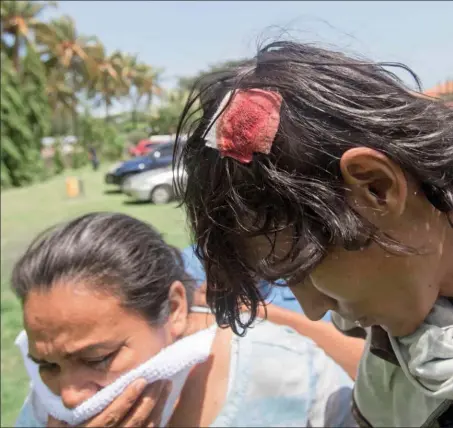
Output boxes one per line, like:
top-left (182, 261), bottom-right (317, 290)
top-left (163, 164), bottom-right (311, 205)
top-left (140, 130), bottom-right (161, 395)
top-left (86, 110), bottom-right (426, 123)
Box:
top-left (88, 48), bottom-right (125, 122)
top-left (0, 0), bottom-right (56, 71)
top-left (137, 66), bottom-right (163, 112)
top-left (117, 57), bottom-right (163, 128)
top-left (35, 15), bottom-right (102, 135)
top-left (46, 67), bottom-right (76, 134)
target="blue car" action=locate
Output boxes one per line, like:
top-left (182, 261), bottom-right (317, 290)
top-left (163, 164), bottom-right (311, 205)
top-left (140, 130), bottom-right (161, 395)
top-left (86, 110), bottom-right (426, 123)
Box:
top-left (105, 142), bottom-right (175, 186)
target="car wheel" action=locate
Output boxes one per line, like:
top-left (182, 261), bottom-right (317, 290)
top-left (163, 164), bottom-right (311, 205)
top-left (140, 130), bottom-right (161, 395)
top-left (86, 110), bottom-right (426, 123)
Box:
top-left (150, 185), bottom-right (173, 204)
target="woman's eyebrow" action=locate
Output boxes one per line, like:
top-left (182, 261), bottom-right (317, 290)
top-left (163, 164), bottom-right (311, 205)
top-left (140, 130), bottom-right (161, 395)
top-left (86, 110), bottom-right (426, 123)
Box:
top-left (27, 353), bottom-right (47, 364)
top-left (65, 341), bottom-right (123, 358)
top-left (28, 340), bottom-right (123, 363)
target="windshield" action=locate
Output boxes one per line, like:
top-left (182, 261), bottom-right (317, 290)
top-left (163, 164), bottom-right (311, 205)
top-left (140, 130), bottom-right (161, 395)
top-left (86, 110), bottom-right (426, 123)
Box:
top-left (147, 143), bottom-right (174, 159)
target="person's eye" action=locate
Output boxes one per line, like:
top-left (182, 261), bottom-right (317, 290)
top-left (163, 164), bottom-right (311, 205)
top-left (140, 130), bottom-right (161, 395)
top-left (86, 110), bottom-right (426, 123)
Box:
top-left (38, 362), bottom-right (59, 373)
top-left (84, 352), bottom-right (116, 371)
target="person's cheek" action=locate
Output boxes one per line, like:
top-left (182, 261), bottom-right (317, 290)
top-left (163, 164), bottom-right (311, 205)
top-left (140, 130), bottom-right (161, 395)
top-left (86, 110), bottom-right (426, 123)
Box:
top-left (40, 371), bottom-right (60, 395)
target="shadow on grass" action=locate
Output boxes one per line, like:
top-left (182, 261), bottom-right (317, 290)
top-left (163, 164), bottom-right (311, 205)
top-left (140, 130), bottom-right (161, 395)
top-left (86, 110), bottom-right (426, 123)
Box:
top-left (122, 200), bottom-right (150, 206)
top-left (104, 189), bottom-right (122, 195)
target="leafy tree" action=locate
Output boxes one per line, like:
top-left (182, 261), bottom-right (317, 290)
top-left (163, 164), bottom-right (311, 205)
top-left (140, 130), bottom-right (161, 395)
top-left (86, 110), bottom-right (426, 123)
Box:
top-left (35, 15), bottom-right (102, 136)
top-left (0, 0), bottom-right (56, 71)
top-left (110, 53), bottom-right (163, 128)
top-left (149, 89), bottom-right (195, 135)
top-left (46, 67), bottom-right (76, 135)
top-left (53, 139), bottom-right (65, 174)
top-left (1, 47), bottom-right (51, 188)
top-left (71, 144), bottom-right (88, 169)
top-left (87, 48), bottom-right (124, 123)
top-left (79, 111), bottom-right (125, 161)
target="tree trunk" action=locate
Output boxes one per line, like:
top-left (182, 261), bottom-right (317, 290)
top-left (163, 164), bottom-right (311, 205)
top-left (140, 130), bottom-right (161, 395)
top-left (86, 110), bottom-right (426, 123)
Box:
top-left (131, 108), bottom-right (137, 129)
top-left (131, 92), bottom-right (141, 129)
top-left (104, 74), bottom-right (110, 123)
top-left (146, 92), bottom-right (153, 112)
top-left (71, 72), bottom-right (78, 137)
top-left (12, 33), bottom-right (21, 72)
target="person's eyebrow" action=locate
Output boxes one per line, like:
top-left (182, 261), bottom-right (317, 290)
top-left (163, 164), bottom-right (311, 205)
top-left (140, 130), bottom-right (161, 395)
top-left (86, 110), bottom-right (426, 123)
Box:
top-left (71, 341), bottom-right (122, 355)
top-left (27, 353), bottom-right (48, 364)
top-left (27, 340), bottom-right (123, 363)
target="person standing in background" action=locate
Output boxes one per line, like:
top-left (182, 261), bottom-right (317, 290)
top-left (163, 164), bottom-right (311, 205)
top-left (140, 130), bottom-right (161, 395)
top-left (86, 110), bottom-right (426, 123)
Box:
top-left (88, 145), bottom-right (99, 171)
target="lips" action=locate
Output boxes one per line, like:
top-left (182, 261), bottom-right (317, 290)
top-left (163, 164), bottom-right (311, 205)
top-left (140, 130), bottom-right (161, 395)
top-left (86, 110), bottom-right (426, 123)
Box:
top-left (339, 313), bottom-right (375, 329)
top-left (354, 317), bottom-right (375, 328)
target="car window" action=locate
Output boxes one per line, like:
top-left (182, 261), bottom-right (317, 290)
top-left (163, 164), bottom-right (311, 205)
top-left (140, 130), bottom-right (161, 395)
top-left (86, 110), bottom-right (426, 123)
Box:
top-left (147, 143), bottom-right (174, 158)
top-left (159, 146), bottom-right (174, 157)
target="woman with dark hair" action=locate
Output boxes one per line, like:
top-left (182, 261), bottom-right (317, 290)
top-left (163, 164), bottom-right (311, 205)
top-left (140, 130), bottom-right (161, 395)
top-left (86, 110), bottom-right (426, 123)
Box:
top-left (174, 40), bottom-right (453, 426)
top-left (13, 212), bottom-right (356, 427)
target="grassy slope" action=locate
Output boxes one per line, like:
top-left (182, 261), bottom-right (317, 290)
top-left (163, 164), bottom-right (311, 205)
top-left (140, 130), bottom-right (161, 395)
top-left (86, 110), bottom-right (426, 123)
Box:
top-left (1, 164), bottom-right (190, 426)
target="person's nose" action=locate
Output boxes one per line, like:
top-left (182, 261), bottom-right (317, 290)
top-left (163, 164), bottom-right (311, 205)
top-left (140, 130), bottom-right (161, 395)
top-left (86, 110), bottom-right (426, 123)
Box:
top-left (59, 371), bottom-right (99, 409)
top-left (291, 280), bottom-right (337, 321)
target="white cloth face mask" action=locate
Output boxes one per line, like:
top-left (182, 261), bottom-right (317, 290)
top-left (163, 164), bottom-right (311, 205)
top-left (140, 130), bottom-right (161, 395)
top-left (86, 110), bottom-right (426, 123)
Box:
top-left (16, 325), bottom-right (217, 426)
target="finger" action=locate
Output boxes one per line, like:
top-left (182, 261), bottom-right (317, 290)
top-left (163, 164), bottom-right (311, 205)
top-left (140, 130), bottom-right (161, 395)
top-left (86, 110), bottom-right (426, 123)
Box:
top-left (81, 378), bottom-right (147, 427)
top-left (144, 381), bottom-right (173, 428)
top-left (122, 380), bottom-right (167, 428)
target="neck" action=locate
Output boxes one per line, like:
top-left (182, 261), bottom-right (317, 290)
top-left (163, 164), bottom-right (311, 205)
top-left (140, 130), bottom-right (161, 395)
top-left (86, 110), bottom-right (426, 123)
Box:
top-left (439, 221), bottom-right (453, 297)
top-left (169, 312), bottom-right (231, 427)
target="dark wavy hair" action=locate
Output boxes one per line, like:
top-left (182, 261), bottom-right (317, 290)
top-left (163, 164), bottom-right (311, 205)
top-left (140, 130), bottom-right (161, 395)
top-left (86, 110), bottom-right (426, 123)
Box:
top-left (174, 40), bottom-right (453, 335)
top-left (12, 212), bottom-right (195, 324)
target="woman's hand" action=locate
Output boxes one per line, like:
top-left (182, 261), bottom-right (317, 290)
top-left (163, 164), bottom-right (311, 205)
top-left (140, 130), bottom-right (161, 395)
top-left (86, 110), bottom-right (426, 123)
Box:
top-left (47, 379), bottom-right (172, 427)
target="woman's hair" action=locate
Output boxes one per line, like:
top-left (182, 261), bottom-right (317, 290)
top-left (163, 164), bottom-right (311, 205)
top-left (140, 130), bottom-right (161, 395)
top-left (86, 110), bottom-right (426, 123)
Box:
top-left (12, 212), bottom-right (195, 324)
top-left (174, 40), bottom-right (453, 335)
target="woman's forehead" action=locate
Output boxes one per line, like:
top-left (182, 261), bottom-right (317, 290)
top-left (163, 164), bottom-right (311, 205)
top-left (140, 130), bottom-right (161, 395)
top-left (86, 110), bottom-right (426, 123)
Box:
top-left (23, 285), bottom-right (129, 336)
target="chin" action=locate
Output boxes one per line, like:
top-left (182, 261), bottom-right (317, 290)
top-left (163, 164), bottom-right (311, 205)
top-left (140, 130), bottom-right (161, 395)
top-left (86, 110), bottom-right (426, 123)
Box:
top-left (381, 321), bottom-right (420, 337)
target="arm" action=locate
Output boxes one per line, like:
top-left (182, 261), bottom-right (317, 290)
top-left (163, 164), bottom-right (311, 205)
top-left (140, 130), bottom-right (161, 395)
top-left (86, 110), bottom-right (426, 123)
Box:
top-left (257, 304), bottom-right (364, 380)
top-left (193, 283), bottom-right (364, 379)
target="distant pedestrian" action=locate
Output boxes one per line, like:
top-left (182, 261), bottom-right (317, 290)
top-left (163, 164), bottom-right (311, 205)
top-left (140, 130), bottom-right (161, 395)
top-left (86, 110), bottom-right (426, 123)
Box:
top-left (88, 146), bottom-right (99, 171)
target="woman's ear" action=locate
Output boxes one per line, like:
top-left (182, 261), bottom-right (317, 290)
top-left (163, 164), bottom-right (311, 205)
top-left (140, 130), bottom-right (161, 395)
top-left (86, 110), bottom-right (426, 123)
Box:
top-left (340, 147), bottom-right (408, 223)
top-left (167, 281), bottom-right (189, 340)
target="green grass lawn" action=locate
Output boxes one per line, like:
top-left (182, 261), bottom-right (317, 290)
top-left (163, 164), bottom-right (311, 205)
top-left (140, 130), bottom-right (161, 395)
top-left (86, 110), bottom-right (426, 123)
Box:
top-left (1, 163), bottom-right (190, 427)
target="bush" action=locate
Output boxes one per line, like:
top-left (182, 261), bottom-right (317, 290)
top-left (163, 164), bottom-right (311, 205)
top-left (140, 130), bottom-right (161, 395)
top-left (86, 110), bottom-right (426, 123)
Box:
top-left (125, 129), bottom-right (148, 146)
top-left (71, 144), bottom-right (88, 169)
top-left (53, 141), bottom-right (65, 175)
top-left (79, 112), bottom-right (126, 163)
top-left (103, 134), bottom-right (126, 161)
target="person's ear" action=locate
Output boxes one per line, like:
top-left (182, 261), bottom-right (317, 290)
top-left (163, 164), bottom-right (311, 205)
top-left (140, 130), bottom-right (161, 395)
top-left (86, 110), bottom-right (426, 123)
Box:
top-left (167, 281), bottom-right (189, 340)
top-left (340, 148), bottom-right (408, 222)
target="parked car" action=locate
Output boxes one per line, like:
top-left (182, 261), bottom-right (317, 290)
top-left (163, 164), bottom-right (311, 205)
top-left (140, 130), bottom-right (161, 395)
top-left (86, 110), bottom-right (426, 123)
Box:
top-left (128, 135), bottom-right (174, 157)
top-left (122, 166), bottom-right (187, 204)
top-left (105, 142), bottom-right (174, 186)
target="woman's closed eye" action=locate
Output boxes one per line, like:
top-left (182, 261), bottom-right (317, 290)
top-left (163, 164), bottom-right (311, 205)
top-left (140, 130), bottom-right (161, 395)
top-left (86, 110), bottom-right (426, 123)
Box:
top-left (38, 361), bottom-right (59, 372)
top-left (82, 350), bottom-right (118, 371)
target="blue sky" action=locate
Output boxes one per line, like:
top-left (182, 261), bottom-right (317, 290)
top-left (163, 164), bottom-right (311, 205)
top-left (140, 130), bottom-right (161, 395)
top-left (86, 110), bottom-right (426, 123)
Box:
top-left (44, 1), bottom-right (452, 112)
